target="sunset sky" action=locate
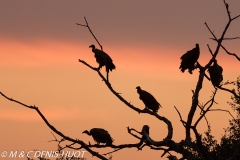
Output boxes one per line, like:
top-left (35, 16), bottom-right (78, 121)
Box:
top-left (0, 0), bottom-right (240, 160)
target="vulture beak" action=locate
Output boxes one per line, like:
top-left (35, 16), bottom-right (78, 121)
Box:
top-left (89, 44), bottom-right (94, 48)
top-left (82, 130), bottom-right (88, 134)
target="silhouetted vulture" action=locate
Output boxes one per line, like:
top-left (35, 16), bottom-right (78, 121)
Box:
top-left (136, 86), bottom-right (161, 112)
top-left (179, 43), bottom-right (200, 74)
top-left (141, 125), bottom-right (150, 142)
top-left (82, 128), bottom-right (114, 145)
top-left (89, 44), bottom-right (116, 81)
top-left (138, 125), bottom-right (151, 148)
top-left (208, 60), bottom-right (223, 87)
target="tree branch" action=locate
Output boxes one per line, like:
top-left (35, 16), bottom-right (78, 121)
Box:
top-left (78, 59), bottom-right (173, 140)
top-left (220, 44), bottom-right (240, 61)
top-left (210, 37), bottom-right (240, 40)
top-left (174, 106), bottom-right (187, 127)
top-left (185, 0), bottom-right (240, 142)
top-left (76, 17), bottom-right (103, 50)
top-left (185, 67), bottom-right (205, 141)
top-left (208, 109), bottom-right (235, 120)
top-left (194, 89), bottom-right (218, 127)
top-left (0, 92), bottom-right (108, 160)
top-left (217, 85), bottom-right (240, 99)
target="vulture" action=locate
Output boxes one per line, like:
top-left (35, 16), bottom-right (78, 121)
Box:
top-left (89, 44), bottom-right (116, 81)
top-left (136, 86), bottom-right (162, 112)
top-left (141, 125), bottom-right (150, 143)
top-left (179, 43), bottom-right (200, 74)
top-left (82, 128), bottom-right (114, 145)
top-left (208, 60), bottom-right (223, 87)
top-left (138, 125), bottom-right (151, 148)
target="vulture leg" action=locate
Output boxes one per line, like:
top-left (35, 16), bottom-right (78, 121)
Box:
top-left (97, 64), bottom-right (103, 70)
top-left (106, 68), bottom-right (109, 81)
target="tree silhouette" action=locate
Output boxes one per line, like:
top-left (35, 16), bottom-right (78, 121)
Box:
top-left (1, 1), bottom-right (240, 160)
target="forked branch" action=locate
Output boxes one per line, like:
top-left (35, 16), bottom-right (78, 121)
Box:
top-left (76, 17), bottom-right (103, 50)
top-left (0, 92), bottom-right (108, 160)
top-left (77, 17), bottom-right (173, 141)
top-left (78, 59), bottom-right (173, 140)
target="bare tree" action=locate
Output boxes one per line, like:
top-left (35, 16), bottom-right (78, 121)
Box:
top-left (0, 1), bottom-right (240, 159)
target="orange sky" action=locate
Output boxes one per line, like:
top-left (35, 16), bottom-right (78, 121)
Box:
top-left (1, 1), bottom-right (240, 160)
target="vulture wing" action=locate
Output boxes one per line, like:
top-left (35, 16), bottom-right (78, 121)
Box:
top-left (94, 48), bottom-right (116, 72)
top-left (102, 52), bottom-right (116, 71)
top-left (208, 62), bottom-right (223, 86)
top-left (139, 90), bottom-right (161, 112)
top-left (93, 49), bottom-right (107, 69)
top-left (180, 44), bottom-right (200, 74)
top-left (90, 128), bottom-right (114, 145)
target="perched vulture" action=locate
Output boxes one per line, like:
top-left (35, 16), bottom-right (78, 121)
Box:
top-left (89, 44), bottom-right (116, 81)
top-left (136, 86), bottom-right (162, 112)
top-left (138, 125), bottom-right (151, 148)
top-left (179, 43), bottom-right (200, 74)
top-left (141, 125), bottom-right (150, 143)
top-left (82, 128), bottom-right (114, 145)
top-left (208, 60), bottom-right (223, 87)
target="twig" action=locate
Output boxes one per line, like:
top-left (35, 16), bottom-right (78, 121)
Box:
top-left (174, 106), bottom-right (187, 127)
top-left (194, 89), bottom-right (217, 127)
top-left (78, 59), bottom-right (174, 140)
top-left (208, 109), bottom-right (235, 120)
top-left (210, 37), bottom-right (240, 40)
top-left (0, 92), bottom-right (108, 160)
top-left (217, 85), bottom-right (240, 99)
top-left (220, 44), bottom-right (240, 61)
top-left (76, 17), bottom-right (103, 50)
top-left (103, 148), bottom-right (122, 156)
top-left (209, 39), bottom-right (240, 61)
top-left (127, 127), bottom-right (142, 140)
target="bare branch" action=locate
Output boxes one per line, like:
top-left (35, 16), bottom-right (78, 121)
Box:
top-left (174, 106), bottom-right (187, 127)
top-left (127, 127), bottom-right (142, 140)
top-left (232, 14), bottom-right (240, 20)
top-left (103, 148), bottom-right (122, 156)
top-left (185, 67), bottom-right (205, 141)
top-left (217, 85), bottom-right (240, 99)
top-left (210, 37), bottom-right (240, 40)
top-left (76, 17), bottom-right (103, 50)
top-left (0, 91), bottom-right (108, 160)
top-left (209, 39), bottom-right (240, 61)
top-left (204, 1), bottom-right (240, 67)
top-left (209, 109), bottom-right (235, 120)
top-left (207, 44), bottom-right (214, 56)
top-left (197, 104), bottom-right (209, 126)
top-left (223, 0), bottom-right (231, 20)
top-left (78, 59), bottom-right (173, 140)
top-left (194, 89), bottom-right (217, 127)
top-left (204, 22), bottom-right (218, 41)
top-left (78, 59), bottom-right (98, 71)
top-left (220, 45), bottom-right (240, 61)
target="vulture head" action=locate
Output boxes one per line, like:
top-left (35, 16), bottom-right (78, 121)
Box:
top-left (82, 130), bottom-right (90, 135)
top-left (82, 128), bottom-right (114, 145)
top-left (89, 44), bottom-right (95, 49)
top-left (195, 43), bottom-right (199, 48)
top-left (136, 86), bottom-right (142, 94)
